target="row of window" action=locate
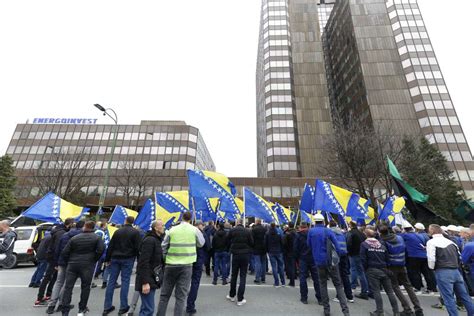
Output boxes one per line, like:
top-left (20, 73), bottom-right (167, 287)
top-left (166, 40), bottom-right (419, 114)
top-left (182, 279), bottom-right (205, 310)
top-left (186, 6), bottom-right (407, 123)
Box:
top-left (7, 145), bottom-right (197, 157)
top-left (267, 147), bottom-right (296, 156)
top-left (263, 40), bottom-right (290, 50)
top-left (441, 151), bottom-right (472, 162)
top-left (398, 44), bottom-right (433, 55)
top-left (263, 19), bottom-right (289, 29)
top-left (266, 120), bottom-right (294, 129)
top-left (265, 107), bottom-right (293, 117)
top-left (264, 71), bottom-right (291, 81)
top-left (389, 8), bottom-right (421, 19)
top-left (409, 85), bottom-right (448, 97)
top-left (402, 57), bottom-right (437, 68)
top-left (266, 132), bottom-right (296, 142)
top-left (426, 133), bottom-right (466, 144)
top-left (406, 71), bottom-right (443, 82)
top-left (453, 170), bottom-right (474, 182)
top-left (265, 83), bottom-right (291, 92)
top-left (395, 32), bottom-right (428, 43)
top-left (267, 161), bottom-right (298, 171)
top-left (14, 159), bottom-right (195, 170)
top-left (12, 131), bottom-right (198, 143)
top-left (264, 50), bottom-right (290, 60)
top-left (265, 94), bottom-right (292, 104)
top-left (414, 100), bottom-right (453, 111)
top-left (418, 116), bottom-right (459, 128)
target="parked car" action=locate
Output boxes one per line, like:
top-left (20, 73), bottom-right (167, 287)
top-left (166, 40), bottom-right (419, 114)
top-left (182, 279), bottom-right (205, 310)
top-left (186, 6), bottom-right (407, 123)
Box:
top-left (0, 223), bottom-right (54, 268)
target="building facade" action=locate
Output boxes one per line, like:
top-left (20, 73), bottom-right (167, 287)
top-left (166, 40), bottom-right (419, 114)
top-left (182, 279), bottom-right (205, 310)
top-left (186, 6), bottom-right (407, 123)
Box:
top-left (257, 0), bottom-right (474, 199)
top-left (6, 120), bottom-right (215, 207)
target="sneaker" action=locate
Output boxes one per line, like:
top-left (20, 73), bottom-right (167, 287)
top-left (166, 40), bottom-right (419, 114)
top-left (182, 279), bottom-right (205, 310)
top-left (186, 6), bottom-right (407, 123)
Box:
top-left (91, 283), bottom-right (97, 288)
top-left (237, 299), bottom-right (247, 306)
top-left (355, 293), bottom-right (369, 300)
top-left (414, 290), bottom-right (422, 295)
top-left (55, 305), bottom-right (74, 313)
top-left (281, 284), bottom-right (286, 288)
top-left (226, 295), bottom-right (236, 302)
top-left (78, 307), bottom-right (89, 316)
top-left (300, 298), bottom-right (308, 304)
top-left (34, 300), bottom-right (47, 307)
top-left (400, 311), bottom-right (414, 316)
top-left (118, 306), bottom-right (130, 315)
top-left (457, 305), bottom-right (466, 312)
top-left (333, 298), bottom-right (340, 303)
top-left (369, 312), bottom-right (384, 316)
top-left (46, 306), bottom-right (55, 314)
top-left (273, 284), bottom-right (281, 288)
top-left (115, 283), bottom-right (121, 289)
top-left (253, 280), bottom-right (261, 284)
top-left (261, 280), bottom-right (266, 283)
top-left (431, 303), bottom-right (444, 310)
top-left (212, 280), bottom-right (217, 285)
top-left (222, 280), bottom-right (228, 286)
top-left (186, 309), bottom-right (197, 314)
top-left (28, 283), bottom-right (34, 287)
top-left (102, 306), bottom-right (116, 316)
top-left (32, 283), bottom-right (40, 288)
top-left (348, 299), bottom-right (355, 303)
top-left (101, 282), bottom-right (107, 289)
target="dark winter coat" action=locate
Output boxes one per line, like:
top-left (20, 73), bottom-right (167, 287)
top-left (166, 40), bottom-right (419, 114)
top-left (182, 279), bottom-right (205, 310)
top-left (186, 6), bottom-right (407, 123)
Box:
top-left (227, 225), bottom-right (254, 255)
top-left (265, 227), bottom-right (283, 255)
top-left (346, 227), bottom-right (366, 257)
top-left (251, 224), bottom-right (267, 255)
top-left (212, 229), bottom-right (228, 253)
top-left (46, 225), bottom-right (69, 262)
top-left (135, 231), bottom-right (164, 292)
top-left (35, 233), bottom-right (51, 261)
top-left (105, 224), bottom-right (141, 261)
top-left (61, 231), bottom-right (104, 266)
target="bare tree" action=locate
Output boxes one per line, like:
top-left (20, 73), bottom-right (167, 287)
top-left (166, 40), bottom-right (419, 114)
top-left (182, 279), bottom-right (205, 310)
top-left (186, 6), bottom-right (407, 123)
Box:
top-left (32, 148), bottom-right (96, 204)
top-left (113, 159), bottom-right (153, 209)
top-left (318, 111), bottom-right (409, 204)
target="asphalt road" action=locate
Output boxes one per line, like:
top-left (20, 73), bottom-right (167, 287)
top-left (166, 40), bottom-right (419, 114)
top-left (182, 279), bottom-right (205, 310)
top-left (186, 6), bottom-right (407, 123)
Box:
top-left (0, 264), bottom-right (449, 316)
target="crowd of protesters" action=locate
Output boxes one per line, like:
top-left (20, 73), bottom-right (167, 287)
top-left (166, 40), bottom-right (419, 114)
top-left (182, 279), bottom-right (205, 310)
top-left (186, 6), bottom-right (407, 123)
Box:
top-left (1, 213), bottom-right (474, 316)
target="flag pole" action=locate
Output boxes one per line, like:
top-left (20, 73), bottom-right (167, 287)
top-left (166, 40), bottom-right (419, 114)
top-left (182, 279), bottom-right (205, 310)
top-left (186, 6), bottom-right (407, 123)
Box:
top-left (296, 205), bottom-right (301, 225)
top-left (242, 186), bottom-right (246, 227)
top-left (191, 197), bottom-right (196, 225)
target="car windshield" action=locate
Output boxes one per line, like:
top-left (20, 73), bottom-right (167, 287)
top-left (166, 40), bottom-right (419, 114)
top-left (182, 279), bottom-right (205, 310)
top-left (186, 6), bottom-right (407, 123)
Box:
top-left (15, 229), bottom-right (33, 241)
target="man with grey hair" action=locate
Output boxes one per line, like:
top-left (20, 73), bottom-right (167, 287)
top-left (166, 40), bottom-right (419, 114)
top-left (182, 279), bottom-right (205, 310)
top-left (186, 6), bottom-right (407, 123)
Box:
top-left (0, 220), bottom-right (17, 268)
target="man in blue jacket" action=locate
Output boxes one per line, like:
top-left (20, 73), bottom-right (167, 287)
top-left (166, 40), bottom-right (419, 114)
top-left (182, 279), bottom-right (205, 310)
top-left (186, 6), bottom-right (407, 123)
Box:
top-left (462, 238), bottom-right (474, 297)
top-left (307, 214), bottom-right (349, 316)
top-left (329, 221), bottom-right (354, 303)
top-left (294, 222), bottom-right (321, 305)
top-left (402, 224), bottom-right (437, 293)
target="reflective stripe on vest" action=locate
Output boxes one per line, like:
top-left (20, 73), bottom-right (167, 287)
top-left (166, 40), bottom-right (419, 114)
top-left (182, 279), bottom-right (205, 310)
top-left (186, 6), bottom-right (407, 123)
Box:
top-left (386, 236), bottom-right (406, 266)
top-left (166, 223), bottom-right (197, 265)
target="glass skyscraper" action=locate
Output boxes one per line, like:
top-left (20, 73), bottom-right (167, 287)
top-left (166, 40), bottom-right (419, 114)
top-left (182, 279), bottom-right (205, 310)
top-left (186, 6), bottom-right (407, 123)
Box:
top-left (256, 0), bottom-right (474, 198)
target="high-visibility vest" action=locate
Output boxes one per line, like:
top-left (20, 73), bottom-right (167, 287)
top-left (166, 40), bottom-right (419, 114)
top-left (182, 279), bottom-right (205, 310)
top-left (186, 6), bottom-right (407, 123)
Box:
top-left (166, 223), bottom-right (197, 265)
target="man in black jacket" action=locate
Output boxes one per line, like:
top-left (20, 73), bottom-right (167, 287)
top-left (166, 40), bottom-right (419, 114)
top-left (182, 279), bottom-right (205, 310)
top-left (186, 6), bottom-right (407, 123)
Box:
top-left (265, 222), bottom-right (286, 287)
top-left (251, 218), bottom-right (267, 284)
top-left (346, 221), bottom-right (370, 299)
top-left (226, 219), bottom-right (254, 306)
top-left (29, 231), bottom-right (51, 287)
top-left (103, 216), bottom-right (141, 315)
top-left (283, 222), bottom-right (297, 287)
top-left (60, 221), bottom-right (105, 316)
top-left (35, 218), bottom-right (74, 306)
top-left (135, 220), bottom-right (164, 316)
top-left (212, 222), bottom-right (229, 285)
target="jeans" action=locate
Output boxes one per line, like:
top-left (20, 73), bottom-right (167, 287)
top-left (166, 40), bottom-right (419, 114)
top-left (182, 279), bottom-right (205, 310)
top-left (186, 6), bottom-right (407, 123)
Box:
top-left (252, 254), bottom-right (266, 282)
top-left (269, 253), bottom-right (285, 286)
top-left (37, 262), bottom-right (57, 300)
top-left (138, 289), bottom-right (156, 316)
top-left (366, 268), bottom-right (399, 315)
top-left (229, 254), bottom-right (249, 302)
top-left (338, 255), bottom-right (353, 300)
top-left (104, 258), bottom-right (135, 311)
top-left (30, 260), bottom-right (48, 285)
top-left (388, 266), bottom-right (422, 313)
top-left (318, 265), bottom-right (349, 316)
top-left (406, 257), bottom-right (437, 291)
top-left (187, 256), bottom-right (204, 312)
top-left (61, 263), bottom-right (94, 312)
top-left (129, 291), bottom-right (141, 313)
top-left (349, 255), bottom-right (368, 294)
top-left (435, 268), bottom-right (474, 316)
top-left (299, 259), bottom-right (321, 302)
top-left (285, 255), bottom-right (296, 286)
top-left (214, 251), bottom-right (230, 281)
top-left (48, 266), bottom-right (66, 308)
top-left (249, 254), bottom-right (255, 273)
top-left (157, 265), bottom-right (193, 316)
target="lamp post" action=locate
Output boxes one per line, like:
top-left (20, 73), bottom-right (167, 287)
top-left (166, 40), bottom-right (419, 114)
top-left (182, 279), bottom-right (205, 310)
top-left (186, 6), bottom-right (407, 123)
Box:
top-left (94, 104), bottom-right (119, 220)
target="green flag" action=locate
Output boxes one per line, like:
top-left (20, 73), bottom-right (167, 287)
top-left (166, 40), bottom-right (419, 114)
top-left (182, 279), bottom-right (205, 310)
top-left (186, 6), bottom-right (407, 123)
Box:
top-left (387, 157), bottom-right (429, 204)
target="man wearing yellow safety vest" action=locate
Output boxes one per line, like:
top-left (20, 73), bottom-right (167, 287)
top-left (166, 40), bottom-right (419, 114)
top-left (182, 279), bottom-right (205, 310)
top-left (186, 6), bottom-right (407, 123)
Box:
top-left (156, 211), bottom-right (205, 316)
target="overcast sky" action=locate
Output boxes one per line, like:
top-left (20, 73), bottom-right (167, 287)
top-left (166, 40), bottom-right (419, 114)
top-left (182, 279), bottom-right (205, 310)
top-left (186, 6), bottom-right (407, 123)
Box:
top-left (0, 0), bottom-right (472, 177)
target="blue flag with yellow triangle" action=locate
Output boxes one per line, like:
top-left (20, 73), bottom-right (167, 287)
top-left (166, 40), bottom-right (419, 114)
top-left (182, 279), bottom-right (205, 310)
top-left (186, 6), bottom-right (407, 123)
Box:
top-left (134, 199), bottom-right (155, 231)
top-left (21, 192), bottom-right (88, 224)
top-left (244, 188), bottom-right (278, 223)
top-left (104, 225), bottom-right (118, 249)
top-left (274, 203), bottom-right (296, 224)
top-left (109, 205), bottom-right (138, 225)
top-left (300, 184), bottom-right (315, 214)
top-left (155, 191), bottom-right (188, 229)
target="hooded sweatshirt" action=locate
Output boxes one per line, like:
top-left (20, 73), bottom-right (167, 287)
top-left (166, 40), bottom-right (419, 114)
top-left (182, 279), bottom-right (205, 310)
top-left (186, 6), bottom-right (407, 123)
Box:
top-left (360, 238), bottom-right (389, 270)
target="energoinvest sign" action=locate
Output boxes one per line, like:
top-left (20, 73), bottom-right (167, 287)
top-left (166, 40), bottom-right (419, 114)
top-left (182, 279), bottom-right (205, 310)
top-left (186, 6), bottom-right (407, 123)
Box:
top-left (32, 118), bottom-right (98, 124)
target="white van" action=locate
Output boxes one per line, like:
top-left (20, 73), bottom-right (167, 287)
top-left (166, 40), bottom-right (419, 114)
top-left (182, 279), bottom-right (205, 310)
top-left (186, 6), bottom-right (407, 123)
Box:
top-left (3, 223), bottom-right (54, 268)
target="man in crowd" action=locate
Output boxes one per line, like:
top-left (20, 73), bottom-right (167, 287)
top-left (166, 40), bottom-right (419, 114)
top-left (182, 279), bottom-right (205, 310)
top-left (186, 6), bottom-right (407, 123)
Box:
top-left (103, 216), bottom-right (141, 315)
top-left (157, 211), bottom-right (204, 316)
top-left (203, 221), bottom-right (216, 276)
top-left (134, 220), bottom-right (164, 316)
top-left (251, 218), bottom-right (267, 285)
top-left (308, 214), bottom-right (349, 316)
top-left (46, 220), bottom-right (85, 314)
top-left (29, 230), bottom-right (50, 287)
top-left (346, 220), bottom-right (370, 300)
top-left (35, 218), bottom-right (74, 306)
top-left (212, 222), bottom-right (229, 285)
top-left (226, 219), bottom-right (254, 306)
top-left (0, 220), bottom-right (17, 269)
top-left (265, 222), bottom-right (286, 287)
top-left (427, 224), bottom-right (474, 316)
top-left (186, 221), bottom-right (211, 315)
top-left (329, 220), bottom-right (354, 303)
top-left (380, 225), bottom-right (424, 316)
top-left (283, 222), bottom-right (297, 287)
top-left (294, 222), bottom-right (322, 305)
top-left (360, 227), bottom-right (400, 316)
top-left (402, 223), bottom-right (437, 294)
top-left (60, 221), bottom-right (105, 316)
top-left (462, 229), bottom-right (474, 294)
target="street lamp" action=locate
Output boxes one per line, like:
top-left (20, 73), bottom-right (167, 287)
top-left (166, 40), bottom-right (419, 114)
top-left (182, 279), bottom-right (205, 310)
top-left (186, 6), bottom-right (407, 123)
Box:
top-left (94, 104), bottom-right (119, 219)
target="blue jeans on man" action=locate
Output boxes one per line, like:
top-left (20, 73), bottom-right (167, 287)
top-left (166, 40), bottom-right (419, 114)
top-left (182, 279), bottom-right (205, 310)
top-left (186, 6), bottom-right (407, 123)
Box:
top-left (214, 251), bottom-right (230, 282)
top-left (349, 255), bottom-right (368, 294)
top-left (253, 254), bottom-right (266, 282)
top-left (269, 253), bottom-right (285, 286)
top-left (187, 255), bottom-right (204, 313)
top-left (104, 258), bottom-right (135, 311)
top-left (299, 259), bottom-right (321, 303)
top-left (139, 289), bottom-right (156, 316)
top-left (30, 260), bottom-right (48, 286)
top-left (339, 255), bottom-right (354, 300)
top-left (434, 268), bottom-right (474, 316)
